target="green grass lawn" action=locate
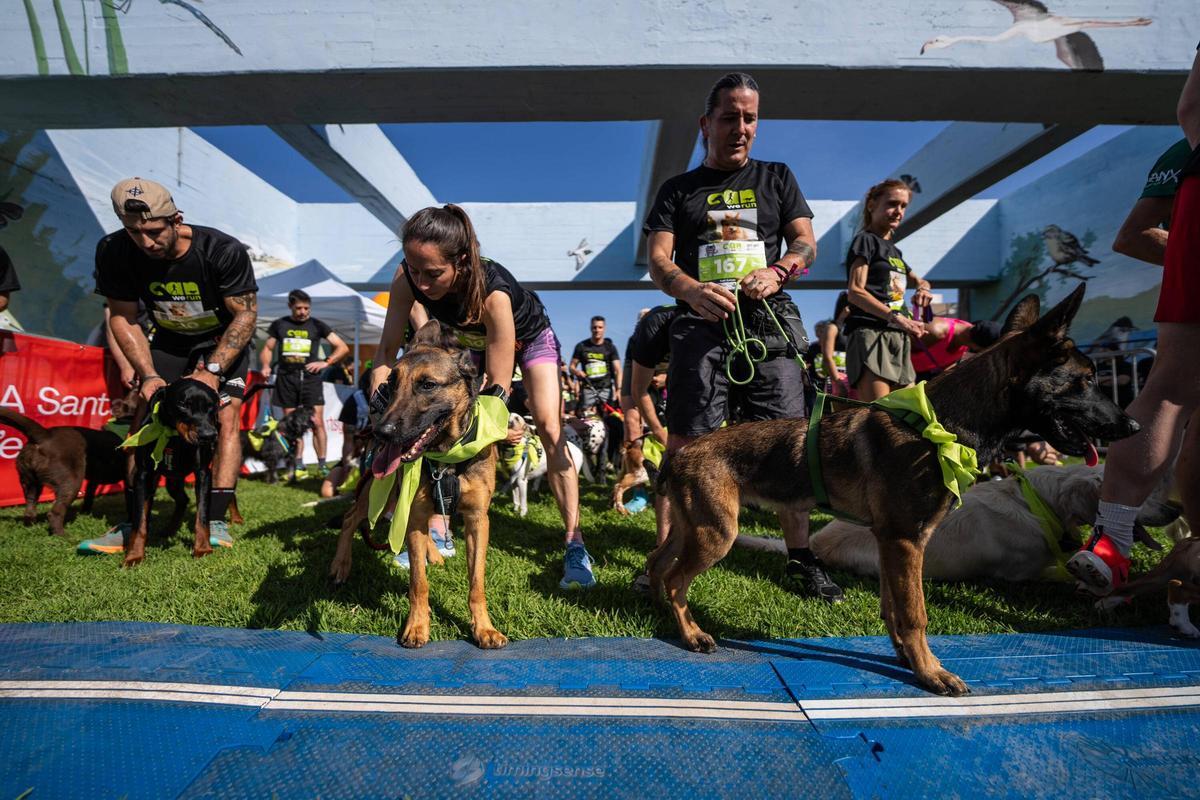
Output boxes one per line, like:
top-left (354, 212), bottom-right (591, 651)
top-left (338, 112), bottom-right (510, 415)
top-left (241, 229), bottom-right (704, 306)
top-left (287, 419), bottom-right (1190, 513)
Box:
top-left (0, 474), bottom-right (1175, 644)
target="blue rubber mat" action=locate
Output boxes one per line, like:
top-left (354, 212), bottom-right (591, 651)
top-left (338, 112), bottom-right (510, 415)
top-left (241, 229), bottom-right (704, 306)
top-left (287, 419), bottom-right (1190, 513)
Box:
top-left (2, 622), bottom-right (1199, 798)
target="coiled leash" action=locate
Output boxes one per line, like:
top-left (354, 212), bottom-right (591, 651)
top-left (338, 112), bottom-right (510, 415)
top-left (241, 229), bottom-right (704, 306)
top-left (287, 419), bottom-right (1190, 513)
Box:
top-left (722, 288), bottom-right (806, 385)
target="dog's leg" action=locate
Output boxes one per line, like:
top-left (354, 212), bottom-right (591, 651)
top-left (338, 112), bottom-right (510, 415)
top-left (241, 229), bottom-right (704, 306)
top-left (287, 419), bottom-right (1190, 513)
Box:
top-left (877, 573), bottom-right (909, 668)
top-left (662, 494), bottom-right (738, 653)
top-left (163, 478), bottom-right (189, 537)
top-left (877, 537), bottom-right (968, 696)
top-left (228, 494), bottom-right (244, 525)
top-left (124, 459), bottom-right (154, 568)
top-left (1168, 581), bottom-right (1200, 638)
top-left (18, 467), bottom-right (40, 527)
top-left (46, 475), bottom-right (83, 538)
top-left (81, 480), bottom-right (98, 513)
top-left (329, 474), bottom-right (375, 584)
top-left (463, 504), bottom-right (507, 649)
top-left (400, 499), bottom-right (435, 648)
top-left (192, 456), bottom-right (214, 559)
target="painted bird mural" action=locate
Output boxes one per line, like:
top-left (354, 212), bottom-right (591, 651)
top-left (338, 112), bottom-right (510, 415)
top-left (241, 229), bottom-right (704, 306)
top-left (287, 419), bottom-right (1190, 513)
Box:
top-left (920, 0), bottom-right (1151, 71)
top-left (1043, 224), bottom-right (1099, 267)
top-left (568, 238), bottom-right (593, 271)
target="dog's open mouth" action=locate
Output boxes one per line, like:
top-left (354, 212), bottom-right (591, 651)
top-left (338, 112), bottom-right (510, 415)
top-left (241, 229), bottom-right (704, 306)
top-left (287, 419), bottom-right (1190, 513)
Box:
top-left (1057, 420), bottom-right (1100, 467)
top-left (373, 417), bottom-right (447, 478)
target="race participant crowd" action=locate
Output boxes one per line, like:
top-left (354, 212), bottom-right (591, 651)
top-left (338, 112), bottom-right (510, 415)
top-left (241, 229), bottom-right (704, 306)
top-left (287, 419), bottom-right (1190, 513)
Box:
top-left (5, 52), bottom-right (1200, 608)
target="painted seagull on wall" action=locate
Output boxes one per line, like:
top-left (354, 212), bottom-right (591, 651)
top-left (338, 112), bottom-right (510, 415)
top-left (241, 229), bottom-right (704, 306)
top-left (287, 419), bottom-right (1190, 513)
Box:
top-left (920, 0), bottom-right (1151, 71)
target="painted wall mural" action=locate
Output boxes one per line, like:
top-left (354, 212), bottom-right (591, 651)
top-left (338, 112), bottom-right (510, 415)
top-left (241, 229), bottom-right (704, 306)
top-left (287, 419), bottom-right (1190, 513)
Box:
top-left (19, 0), bottom-right (241, 77)
top-left (920, 0), bottom-right (1153, 70)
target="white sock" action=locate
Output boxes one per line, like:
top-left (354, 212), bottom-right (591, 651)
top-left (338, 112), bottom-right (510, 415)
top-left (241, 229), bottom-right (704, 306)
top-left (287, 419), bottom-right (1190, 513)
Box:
top-left (1094, 501), bottom-right (1140, 556)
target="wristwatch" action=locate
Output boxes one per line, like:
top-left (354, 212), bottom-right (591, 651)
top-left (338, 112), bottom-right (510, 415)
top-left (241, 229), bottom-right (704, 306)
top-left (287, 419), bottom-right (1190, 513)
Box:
top-left (205, 361), bottom-right (224, 379)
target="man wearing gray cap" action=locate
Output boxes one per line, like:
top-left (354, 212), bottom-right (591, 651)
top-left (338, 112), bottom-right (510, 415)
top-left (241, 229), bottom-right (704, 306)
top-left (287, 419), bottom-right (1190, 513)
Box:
top-left (79, 177), bottom-right (258, 555)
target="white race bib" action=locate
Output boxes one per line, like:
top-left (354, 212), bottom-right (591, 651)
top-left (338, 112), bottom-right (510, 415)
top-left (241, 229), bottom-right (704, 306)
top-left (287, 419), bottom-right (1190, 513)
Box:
top-left (697, 240), bottom-right (767, 292)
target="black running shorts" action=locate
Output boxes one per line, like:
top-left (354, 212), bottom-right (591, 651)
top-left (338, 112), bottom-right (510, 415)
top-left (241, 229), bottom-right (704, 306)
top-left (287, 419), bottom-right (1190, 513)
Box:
top-left (273, 368), bottom-right (325, 408)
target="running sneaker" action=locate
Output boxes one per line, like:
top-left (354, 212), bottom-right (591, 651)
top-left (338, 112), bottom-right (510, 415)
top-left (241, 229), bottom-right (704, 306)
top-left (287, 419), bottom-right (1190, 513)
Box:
top-left (1067, 529), bottom-right (1130, 596)
top-left (785, 555), bottom-right (845, 604)
top-left (559, 542), bottom-right (597, 590)
top-left (317, 463), bottom-right (332, 478)
top-left (77, 522), bottom-right (130, 554)
top-left (394, 525), bottom-right (457, 569)
top-left (209, 520), bottom-right (234, 549)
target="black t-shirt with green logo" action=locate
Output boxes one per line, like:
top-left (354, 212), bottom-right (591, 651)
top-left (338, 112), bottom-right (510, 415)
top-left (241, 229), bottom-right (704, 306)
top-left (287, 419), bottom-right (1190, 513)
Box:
top-left (1141, 139), bottom-right (1192, 199)
top-left (94, 225), bottom-right (258, 354)
top-left (843, 230), bottom-right (911, 336)
top-left (267, 316), bottom-right (333, 372)
top-left (404, 257), bottom-right (550, 352)
top-left (572, 337), bottom-right (619, 389)
top-left (643, 160), bottom-right (812, 316)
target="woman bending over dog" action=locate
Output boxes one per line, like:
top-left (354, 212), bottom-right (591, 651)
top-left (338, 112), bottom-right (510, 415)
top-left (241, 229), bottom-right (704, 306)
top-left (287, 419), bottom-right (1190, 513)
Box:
top-left (844, 179), bottom-right (934, 401)
top-left (373, 204), bottom-right (594, 589)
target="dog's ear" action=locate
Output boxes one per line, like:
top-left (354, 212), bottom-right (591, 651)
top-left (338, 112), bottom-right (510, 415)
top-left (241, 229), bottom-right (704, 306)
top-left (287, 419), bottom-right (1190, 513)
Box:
top-left (1002, 295), bottom-right (1040, 335)
top-left (411, 319), bottom-right (445, 348)
top-left (456, 349), bottom-right (478, 386)
top-left (1029, 282), bottom-right (1086, 342)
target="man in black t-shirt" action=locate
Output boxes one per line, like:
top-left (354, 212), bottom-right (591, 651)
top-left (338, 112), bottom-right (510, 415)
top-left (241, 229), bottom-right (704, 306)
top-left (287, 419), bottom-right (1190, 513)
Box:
top-left (643, 72), bottom-right (842, 604)
top-left (570, 316), bottom-right (621, 414)
top-left (259, 288), bottom-right (350, 475)
top-left (83, 177), bottom-right (258, 554)
top-left (0, 245), bottom-right (20, 314)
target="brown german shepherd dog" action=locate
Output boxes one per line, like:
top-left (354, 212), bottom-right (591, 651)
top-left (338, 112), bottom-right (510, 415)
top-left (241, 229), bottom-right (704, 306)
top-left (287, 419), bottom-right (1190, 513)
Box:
top-left (650, 285), bottom-right (1139, 695)
top-left (328, 320), bottom-right (506, 650)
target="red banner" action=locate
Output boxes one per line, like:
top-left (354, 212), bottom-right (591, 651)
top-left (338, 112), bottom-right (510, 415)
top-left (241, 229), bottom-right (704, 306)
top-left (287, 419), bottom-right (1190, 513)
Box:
top-left (0, 332), bottom-right (124, 507)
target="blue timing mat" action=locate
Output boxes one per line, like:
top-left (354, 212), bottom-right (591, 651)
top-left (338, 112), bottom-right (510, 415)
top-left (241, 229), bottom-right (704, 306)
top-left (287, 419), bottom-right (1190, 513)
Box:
top-left (2, 622), bottom-right (1199, 798)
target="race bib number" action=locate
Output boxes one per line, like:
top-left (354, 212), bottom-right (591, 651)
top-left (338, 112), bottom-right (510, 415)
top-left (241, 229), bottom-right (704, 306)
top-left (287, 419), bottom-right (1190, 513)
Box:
top-left (151, 300), bottom-right (219, 334)
top-left (282, 337), bottom-right (313, 363)
top-left (887, 257), bottom-right (909, 313)
top-left (698, 240), bottom-right (767, 291)
top-left (584, 360), bottom-right (608, 378)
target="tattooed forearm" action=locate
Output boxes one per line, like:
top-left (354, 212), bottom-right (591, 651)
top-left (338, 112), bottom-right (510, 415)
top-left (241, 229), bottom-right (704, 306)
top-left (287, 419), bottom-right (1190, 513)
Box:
top-left (786, 239), bottom-right (817, 268)
top-left (209, 292), bottom-right (258, 370)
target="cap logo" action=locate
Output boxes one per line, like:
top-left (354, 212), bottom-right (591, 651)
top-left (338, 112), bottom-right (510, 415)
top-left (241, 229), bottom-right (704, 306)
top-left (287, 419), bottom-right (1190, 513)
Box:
top-left (127, 186), bottom-right (144, 197)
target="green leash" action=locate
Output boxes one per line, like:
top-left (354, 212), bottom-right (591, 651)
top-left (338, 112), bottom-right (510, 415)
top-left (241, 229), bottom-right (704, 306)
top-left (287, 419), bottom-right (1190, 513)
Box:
top-left (722, 288), bottom-right (805, 385)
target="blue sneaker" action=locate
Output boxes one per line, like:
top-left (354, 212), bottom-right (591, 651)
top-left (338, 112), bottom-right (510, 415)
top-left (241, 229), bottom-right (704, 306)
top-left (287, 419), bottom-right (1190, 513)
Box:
top-left (77, 522), bottom-right (130, 554)
top-left (209, 520), bottom-right (233, 549)
top-left (559, 542), bottom-right (596, 590)
top-left (394, 525), bottom-right (456, 569)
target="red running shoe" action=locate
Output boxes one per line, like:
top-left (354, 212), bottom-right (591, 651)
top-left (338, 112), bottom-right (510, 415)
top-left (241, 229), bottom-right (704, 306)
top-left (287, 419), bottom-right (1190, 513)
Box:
top-left (1067, 530), bottom-right (1130, 596)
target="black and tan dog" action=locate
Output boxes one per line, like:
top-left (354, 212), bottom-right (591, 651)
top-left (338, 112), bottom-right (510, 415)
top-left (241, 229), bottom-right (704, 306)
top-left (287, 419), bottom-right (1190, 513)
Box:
top-left (240, 401), bottom-right (315, 484)
top-left (0, 404), bottom-right (132, 536)
top-left (650, 285), bottom-right (1139, 696)
top-left (124, 379), bottom-right (221, 567)
top-left (329, 320), bottom-right (506, 650)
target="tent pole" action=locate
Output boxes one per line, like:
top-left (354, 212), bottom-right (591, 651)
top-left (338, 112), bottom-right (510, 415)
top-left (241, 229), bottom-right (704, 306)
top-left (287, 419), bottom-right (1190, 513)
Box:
top-left (354, 318), bottom-right (360, 377)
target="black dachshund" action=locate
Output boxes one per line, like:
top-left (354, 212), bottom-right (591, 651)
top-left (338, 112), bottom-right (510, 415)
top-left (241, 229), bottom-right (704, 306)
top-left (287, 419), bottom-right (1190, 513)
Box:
top-left (123, 379), bottom-right (221, 567)
top-left (241, 405), bottom-right (315, 483)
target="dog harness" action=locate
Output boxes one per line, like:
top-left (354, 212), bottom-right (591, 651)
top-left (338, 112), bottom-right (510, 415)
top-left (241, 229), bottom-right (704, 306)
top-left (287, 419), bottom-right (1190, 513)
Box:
top-left (367, 394), bottom-right (509, 553)
top-left (642, 432), bottom-right (666, 471)
top-left (499, 431), bottom-right (543, 477)
top-left (118, 401), bottom-right (175, 467)
top-left (246, 417), bottom-right (289, 455)
top-left (1005, 462), bottom-right (1076, 583)
top-left (807, 382), bottom-right (980, 524)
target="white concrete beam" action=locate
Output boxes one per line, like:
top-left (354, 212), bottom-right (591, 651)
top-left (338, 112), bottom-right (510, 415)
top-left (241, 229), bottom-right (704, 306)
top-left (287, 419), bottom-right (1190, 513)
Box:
top-left (634, 118), bottom-right (698, 265)
top-left (893, 123), bottom-right (1090, 240)
top-left (271, 124), bottom-right (436, 234)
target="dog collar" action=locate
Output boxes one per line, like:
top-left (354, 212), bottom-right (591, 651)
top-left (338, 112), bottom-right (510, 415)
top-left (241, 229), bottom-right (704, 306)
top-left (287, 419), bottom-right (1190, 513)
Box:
top-left (118, 401), bottom-right (176, 468)
top-left (367, 394), bottom-right (509, 554)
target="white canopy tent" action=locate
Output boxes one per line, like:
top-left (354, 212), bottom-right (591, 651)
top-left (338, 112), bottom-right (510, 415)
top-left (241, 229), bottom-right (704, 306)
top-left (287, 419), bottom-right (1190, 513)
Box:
top-left (255, 259), bottom-right (388, 374)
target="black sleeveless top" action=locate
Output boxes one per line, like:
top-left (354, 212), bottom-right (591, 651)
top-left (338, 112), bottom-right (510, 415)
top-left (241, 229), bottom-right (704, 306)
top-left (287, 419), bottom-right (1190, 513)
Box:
top-left (404, 257), bottom-right (551, 351)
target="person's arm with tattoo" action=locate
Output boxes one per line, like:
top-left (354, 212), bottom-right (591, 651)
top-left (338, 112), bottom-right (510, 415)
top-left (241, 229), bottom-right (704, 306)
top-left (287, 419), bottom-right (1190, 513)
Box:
top-left (191, 291), bottom-right (257, 391)
top-left (742, 217), bottom-right (818, 301)
top-left (646, 230), bottom-right (736, 322)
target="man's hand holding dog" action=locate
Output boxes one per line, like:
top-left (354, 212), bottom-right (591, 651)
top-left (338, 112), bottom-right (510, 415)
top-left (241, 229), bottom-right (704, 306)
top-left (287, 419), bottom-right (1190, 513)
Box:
top-left (139, 374), bottom-right (166, 403)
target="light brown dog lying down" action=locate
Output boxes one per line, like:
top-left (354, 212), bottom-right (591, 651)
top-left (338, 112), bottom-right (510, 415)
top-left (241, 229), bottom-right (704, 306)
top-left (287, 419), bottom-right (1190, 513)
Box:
top-left (810, 464), bottom-right (1179, 582)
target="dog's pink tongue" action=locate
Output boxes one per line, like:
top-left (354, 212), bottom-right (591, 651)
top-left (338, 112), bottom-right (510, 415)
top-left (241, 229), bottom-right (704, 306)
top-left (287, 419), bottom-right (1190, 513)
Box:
top-left (1085, 440), bottom-right (1099, 468)
top-left (373, 442), bottom-right (405, 478)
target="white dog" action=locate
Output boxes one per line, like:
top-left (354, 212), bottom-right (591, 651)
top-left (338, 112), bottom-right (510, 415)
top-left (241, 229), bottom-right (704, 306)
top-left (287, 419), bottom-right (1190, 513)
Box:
top-left (498, 414), bottom-right (586, 516)
top-left (809, 465), bottom-right (1179, 582)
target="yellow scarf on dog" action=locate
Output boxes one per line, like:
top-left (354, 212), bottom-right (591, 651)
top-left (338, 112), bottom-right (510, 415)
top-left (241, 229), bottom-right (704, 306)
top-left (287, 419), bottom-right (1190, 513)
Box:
top-left (873, 383), bottom-right (980, 504)
top-left (118, 401), bottom-right (175, 467)
top-left (367, 395), bottom-right (509, 553)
